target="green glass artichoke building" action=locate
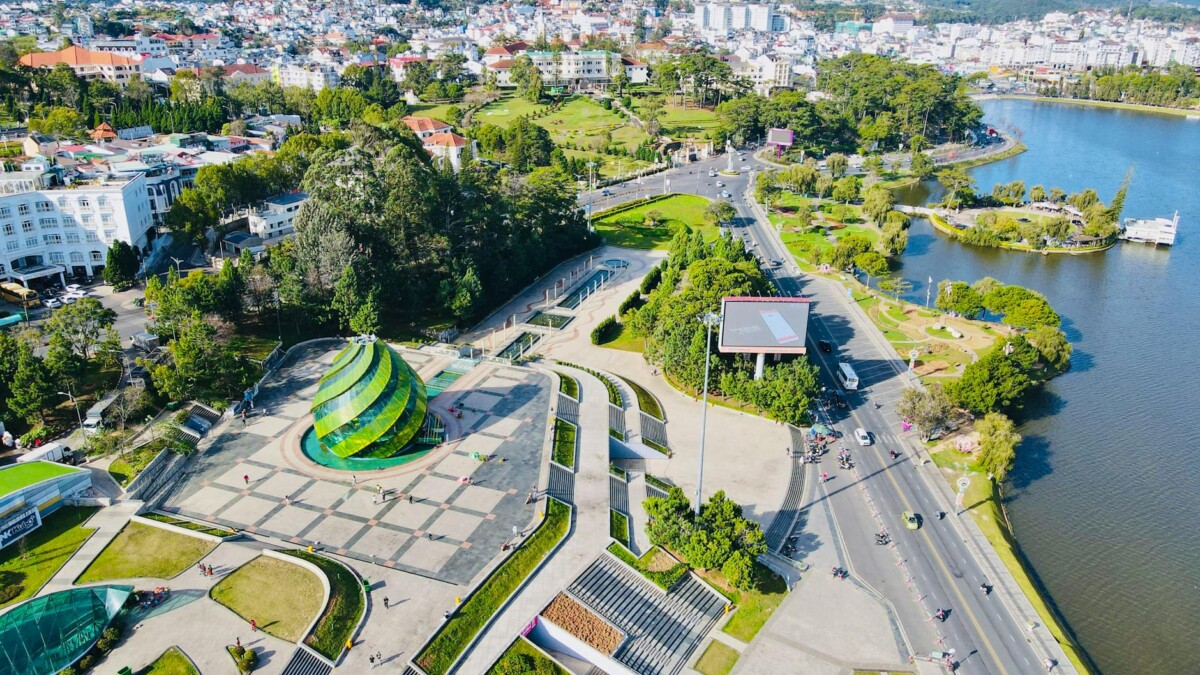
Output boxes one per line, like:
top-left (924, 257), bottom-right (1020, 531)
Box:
top-left (311, 336), bottom-right (428, 459)
top-left (0, 585), bottom-right (131, 675)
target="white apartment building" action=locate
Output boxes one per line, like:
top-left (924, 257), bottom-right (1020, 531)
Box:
top-left (694, 2), bottom-right (776, 32)
top-left (873, 13), bottom-right (916, 38)
top-left (248, 192), bottom-right (308, 243)
top-left (488, 51), bottom-right (647, 89)
top-left (18, 46), bottom-right (142, 87)
top-left (271, 63), bottom-right (340, 91)
top-left (728, 54), bottom-right (794, 94)
top-left (89, 35), bottom-right (169, 59)
top-left (0, 161), bottom-right (155, 285)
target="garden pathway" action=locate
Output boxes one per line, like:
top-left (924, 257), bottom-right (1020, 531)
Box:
top-left (38, 500), bottom-right (142, 596)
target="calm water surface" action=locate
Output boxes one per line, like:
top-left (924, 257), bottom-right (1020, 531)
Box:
top-left (894, 99), bottom-right (1200, 674)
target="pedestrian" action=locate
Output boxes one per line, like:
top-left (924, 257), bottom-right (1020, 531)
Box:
top-left (376, 484), bottom-right (382, 494)
top-left (375, 651), bottom-right (381, 663)
top-left (243, 474), bottom-right (249, 485)
top-left (372, 495), bottom-right (378, 505)
top-left (352, 475), bottom-right (358, 485)
top-left (283, 494), bottom-right (290, 506)
top-left (369, 655), bottom-right (376, 669)
top-left (383, 596), bottom-right (389, 609)
top-left (443, 610), bottom-right (451, 620)
top-left (250, 619), bottom-right (257, 632)
top-left (236, 636), bottom-right (241, 648)
top-left (241, 408), bottom-right (247, 426)
top-left (198, 562), bottom-right (205, 575)
top-left (408, 494), bottom-right (413, 504)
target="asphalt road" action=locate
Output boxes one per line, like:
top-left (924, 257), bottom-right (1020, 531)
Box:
top-left (589, 153), bottom-right (1057, 674)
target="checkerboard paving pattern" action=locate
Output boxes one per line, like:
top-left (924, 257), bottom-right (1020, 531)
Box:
top-left (161, 343), bottom-right (553, 584)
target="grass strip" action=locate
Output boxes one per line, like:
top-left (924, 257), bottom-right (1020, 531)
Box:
top-left (609, 510), bottom-right (629, 547)
top-left (615, 375), bottom-right (664, 420)
top-left (642, 438), bottom-right (670, 456)
top-left (416, 498), bottom-right (572, 675)
top-left (137, 646), bottom-right (198, 675)
top-left (555, 361), bottom-right (623, 406)
top-left (552, 419), bottom-right (578, 468)
top-left (489, 636), bottom-right (570, 675)
top-left (695, 641), bottom-right (740, 675)
top-left (645, 474), bottom-right (673, 492)
top-left (609, 463), bottom-right (627, 480)
top-left (77, 521), bottom-right (215, 583)
top-left (142, 512), bottom-right (236, 538)
top-left (606, 543), bottom-right (688, 591)
top-left (553, 371), bottom-right (579, 399)
top-left (0, 506), bottom-right (98, 608)
top-left (210, 555), bottom-right (324, 643)
top-left (693, 562), bottom-right (788, 642)
top-left (281, 550), bottom-right (366, 661)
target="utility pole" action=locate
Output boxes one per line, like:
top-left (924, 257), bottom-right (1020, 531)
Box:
top-left (694, 312), bottom-right (722, 517)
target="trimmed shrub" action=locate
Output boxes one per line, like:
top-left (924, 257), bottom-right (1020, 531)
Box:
top-left (591, 316), bottom-right (621, 345)
top-left (619, 290), bottom-right (645, 316)
top-left (640, 263), bottom-right (664, 294)
top-left (96, 638), bottom-right (115, 653)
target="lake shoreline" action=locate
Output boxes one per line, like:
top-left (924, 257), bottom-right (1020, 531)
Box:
top-left (979, 93), bottom-right (1200, 118)
top-left (925, 212), bottom-right (1116, 255)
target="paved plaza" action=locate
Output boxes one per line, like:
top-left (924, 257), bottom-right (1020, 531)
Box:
top-left (161, 342), bottom-right (553, 585)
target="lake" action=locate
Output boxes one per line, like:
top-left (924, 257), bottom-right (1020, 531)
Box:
top-left (894, 99), bottom-right (1200, 674)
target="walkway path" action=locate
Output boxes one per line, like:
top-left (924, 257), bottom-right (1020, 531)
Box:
top-left (453, 366), bottom-right (612, 674)
top-left (38, 501), bottom-right (142, 595)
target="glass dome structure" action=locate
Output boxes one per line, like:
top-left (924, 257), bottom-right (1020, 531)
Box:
top-left (310, 336), bottom-right (428, 458)
top-left (0, 584), bottom-right (132, 675)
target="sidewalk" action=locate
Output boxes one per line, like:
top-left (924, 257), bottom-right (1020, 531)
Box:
top-left (452, 366), bottom-right (612, 673)
top-left (39, 501), bottom-right (142, 595)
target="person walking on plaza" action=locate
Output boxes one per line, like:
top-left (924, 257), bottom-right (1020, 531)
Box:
top-left (250, 619), bottom-right (257, 632)
top-left (383, 596), bottom-right (389, 609)
top-left (369, 655), bottom-right (376, 669)
top-left (243, 474), bottom-right (249, 485)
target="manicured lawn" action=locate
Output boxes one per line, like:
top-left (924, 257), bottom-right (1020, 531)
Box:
top-left (615, 375), bottom-right (663, 420)
top-left (552, 419), bottom-right (577, 468)
top-left (137, 646), bottom-right (198, 675)
top-left (929, 448), bottom-right (1091, 673)
top-left (141, 512), bottom-right (236, 538)
top-left (594, 194), bottom-right (717, 249)
top-left (695, 641), bottom-right (740, 675)
top-left (108, 438), bottom-right (168, 487)
top-left (77, 522), bottom-right (216, 583)
top-left (409, 102), bottom-right (460, 124)
top-left (489, 636), bottom-right (569, 675)
top-left (210, 555), bottom-right (324, 643)
top-left (281, 550), bottom-right (365, 660)
top-left (690, 560), bottom-right (787, 643)
top-left (476, 95), bottom-right (547, 122)
top-left (0, 506), bottom-right (98, 608)
top-left (781, 223), bottom-right (880, 264)
top-left (562, 149), bottom-right (652, 180)
top-left (597, 322), bottom-right (645, 352)
top-left (535, 97), bottom-right (647, 152)
top-left (0, 462), bottom-right (82, 495)
top-left (226, 332), bottom-right (279, 361)
top-left (554, 371), bottom-right (579, 399)
top-left (631, 99), bottom-right (722, 139)
top-left (609, 510), bottom-right (629, 547)
top-left (417, 499), bottom-right (572, 675)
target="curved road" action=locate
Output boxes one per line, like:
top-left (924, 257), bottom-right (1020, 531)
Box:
top-left (584, 152), bottom-right (1073, 674)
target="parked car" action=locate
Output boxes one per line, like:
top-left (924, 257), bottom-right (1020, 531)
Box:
top-left (44, 298), bottom-right (62, 309)
top-left (61, 294), bottom-right (78, 304)
top-left (64, 284), bottom-right (83, 294)
top-left (818, 339), bottom-right (832, 353)
top-left (832, 391), bottom-right (848, 409)
top-left (854, 428), bottom-right (873, 446)
top-left (715, 181), bottom-right (725, 187)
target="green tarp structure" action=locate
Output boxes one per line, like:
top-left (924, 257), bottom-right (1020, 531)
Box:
top-left (0, 584), bottom-right (132, 675)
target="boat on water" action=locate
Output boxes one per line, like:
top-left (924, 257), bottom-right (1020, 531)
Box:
top-left (1120, 211), bottom-right (1180, 246)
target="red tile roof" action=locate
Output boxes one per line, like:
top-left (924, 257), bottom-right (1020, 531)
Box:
top-left (424, 132), bottom-right (469, 148)
top-left (402, 116), bottom-right (451, 133)
top-left (19, 46), bottom-right (137, 68)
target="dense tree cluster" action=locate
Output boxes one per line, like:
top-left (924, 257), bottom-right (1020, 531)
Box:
top-left (644, 487), bottom-right (766, 590)
top-left (764, 54), bottom-right (982, 154)
top-left (626, 225), bottom-right (821, 425)
top-left (1039, 65), bottom-right (1199, 109)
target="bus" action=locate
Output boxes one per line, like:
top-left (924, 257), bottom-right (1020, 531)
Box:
top-left (0, 282), bottom-right (40, 308)
top-left (837, 362), bottom-right (859, 391)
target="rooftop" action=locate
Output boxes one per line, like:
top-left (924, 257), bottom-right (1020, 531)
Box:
top-left (19, 45), bottom-right (138, 68)
top-left (0, 461), bottom-right (84, 496)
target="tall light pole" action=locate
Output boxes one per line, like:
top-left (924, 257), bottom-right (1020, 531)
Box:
top-left (169, 256), bottom-right (184, 274)
top-left (694, 311), bottom-right (722, 517)
top-left (58, 386), bottom-right (84, 439)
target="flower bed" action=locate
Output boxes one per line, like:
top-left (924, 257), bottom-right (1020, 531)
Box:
top-left (541, 594), bottom-right (623, 655)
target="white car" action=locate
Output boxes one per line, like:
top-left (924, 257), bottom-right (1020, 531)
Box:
top-left (741, 165), bottom-right (751, 171)
top-left (708, 170), bottom-right (717, 177)
top-left (64, 284), bottom-right (83, 293)
top-left (715, 181), bottom-right (725, 187)
top-left (44, 298), bottom-right (62, 309)
top-left (854, 428), bottom-right (873, 446)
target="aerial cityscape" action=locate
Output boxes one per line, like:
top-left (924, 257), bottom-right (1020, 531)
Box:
top-left (0, 1), bottom-right (1196, 674)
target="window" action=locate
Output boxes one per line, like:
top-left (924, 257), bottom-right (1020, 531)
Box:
top-left (49, 252), bottom-right (64, 263)
top-left (81, 214), bottom-right (93, 225)
top-left (78, 198), bottom-right (90, 208)
top-left (70, 252), bottom-right (84, 263)
top-left (62, 216), bottom-right (77, 227)
top-left (0, 207), bottom-right (10, 218)
top-left (21, 220), bottom-right (32, 233)
top-left (5, 240), bottom-right (16, 252)
top-left (42, 234), bottom-right (62, 245)
top-left (90, 251), bottom-right (103, 262)
top-left (57, 197), bottom-right (68, 208)
top-left (85, 232), bottom-right (100, 243)
top-left (97, 196), bottom-right (109, 207)
top-left (100, 214), bottom-right (113, 224)
top-left (39, 218), bottom-right (56, 229)
top-left (66, 232), bottom-right (80, 244)
top-left (2, 223), bottom-right (12, 236)
top-left (102, 230), bottom-right (116, 241)
top-left (17, 203), bottom-right (29, 215)
top-left (36, 201), bottom-right (53, 212)
top-left (25, 237), bottom-right (37, 248)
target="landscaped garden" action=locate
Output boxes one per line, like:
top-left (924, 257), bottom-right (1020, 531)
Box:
top-left (281, 550), bottom-right (365, 660)
top-left (553, 371), bottom-right (579, 399)
top-left (609, 510), bottom-right (630, 547)
top-left (0, 506), bottom-right (98, 608)
top-left (210, 555), bottom-right (324, 643)
top-left (593, 194), bottom-right (717, 249)
top-left (136, 646), bottom-right (198, 675)
top-left (552, 418), bottom-right (577, 468)
top-left (489, 636), bottom-right (569, 675)
top-left (107, 438), bottom-right (170, 487)
top-left (696, 562), bottom-right (787, 642)
top-left (541, 593), bottom-right (623, 655)
top-left (416, 498), bottom-right (571, 675)
top-left (629, 98), bottom-right (722, 139)
top-left (615, 375), bottom-right (663, 420)
top-left (141, 512), bottom-right (236, 538)
top-left (76, 521), bottom-right (215, 583)
top-left (533, 97), bottom-right (646, 153)
top-left (606, 543), bottom-right (688, 591)
top-left (476, 95), bottom-right (547, 122)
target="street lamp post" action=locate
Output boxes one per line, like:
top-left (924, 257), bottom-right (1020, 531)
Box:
top-left (694, 312), bottom-right (722, 517)
top-left (169, 256), bottom-right (184, 273)
top-left (58, 386), bottom-right (84, 439)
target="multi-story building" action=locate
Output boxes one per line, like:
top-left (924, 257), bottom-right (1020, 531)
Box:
top-left (694, 2), bottom-right (776, 33)
top-left (487, 50), bottom-right (647, 89)
top-left (401, 116), bottom-right (452, 139)
top-left (0, 160), bottom-right (155, 285)
top-left (248, 192), bottom-right (308, 244)
top-left (18, 46), bottom-right (142, 87)
top-left (89, 35), bottom-right (168, 59)
top-left (271, 63), bottom-right (340, 91)
top-left (727, 54), bottom-right (794, 94)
